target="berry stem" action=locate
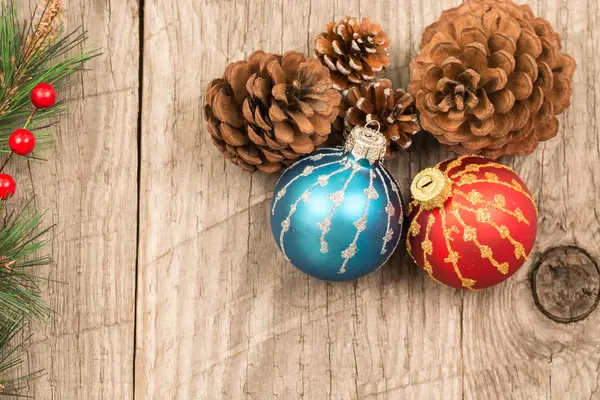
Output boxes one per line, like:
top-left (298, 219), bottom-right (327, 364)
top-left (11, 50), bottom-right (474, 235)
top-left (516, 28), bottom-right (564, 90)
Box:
top-left (25, 155), bottom-right (47, 162)
top-left (0, 152), bottom-right (13, 173)
top-left (23, 108), bottom-right (37, 130)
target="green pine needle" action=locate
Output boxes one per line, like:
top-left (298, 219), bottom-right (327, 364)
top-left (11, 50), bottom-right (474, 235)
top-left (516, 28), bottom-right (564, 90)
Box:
top-left (0, 202), bottom-right (52, 324)
top-left (0, 1), bottom-right (99, 394)
top-left (0, 0), bottom-right (100, 152)
top-left (0, 312), bottom-right (42, 398)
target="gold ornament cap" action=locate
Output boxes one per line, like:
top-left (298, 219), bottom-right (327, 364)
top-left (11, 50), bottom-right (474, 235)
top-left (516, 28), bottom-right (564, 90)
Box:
top-left (344, 121), bottom-right (387, 164)
top-left (410, 168), bottom-right (453, 210)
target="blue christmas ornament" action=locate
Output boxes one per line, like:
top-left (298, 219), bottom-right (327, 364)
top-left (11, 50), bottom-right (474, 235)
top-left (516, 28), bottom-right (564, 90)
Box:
top-left (270, 123), bottom-right (403, 281)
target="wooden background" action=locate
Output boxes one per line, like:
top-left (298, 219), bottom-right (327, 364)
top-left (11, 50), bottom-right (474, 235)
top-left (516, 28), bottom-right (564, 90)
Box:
top-left (14, 0), bottom-right (600, 398)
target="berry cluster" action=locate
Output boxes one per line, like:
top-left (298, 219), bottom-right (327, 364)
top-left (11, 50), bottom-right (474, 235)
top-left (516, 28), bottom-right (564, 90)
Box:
top-left (0, 83), bottom-right (56, 200)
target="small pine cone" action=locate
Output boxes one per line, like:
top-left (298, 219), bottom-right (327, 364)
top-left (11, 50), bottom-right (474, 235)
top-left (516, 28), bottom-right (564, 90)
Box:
top-left (332, 79), bottom-right (421, 158)
top-left (205, 50), bottom-right (341, 173)
top-left (408, 0), bottom-right (576, 159)
top-left (314, 17), bottom-right (391, 91)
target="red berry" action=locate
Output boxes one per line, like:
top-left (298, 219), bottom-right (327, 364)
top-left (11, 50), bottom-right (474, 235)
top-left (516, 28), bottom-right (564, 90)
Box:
top-left (0, 174), bottom-right (16, 200)
top-left (31, 83), bottom-right (56, 109)
top-left (9, 129), bottom-right (36, 156)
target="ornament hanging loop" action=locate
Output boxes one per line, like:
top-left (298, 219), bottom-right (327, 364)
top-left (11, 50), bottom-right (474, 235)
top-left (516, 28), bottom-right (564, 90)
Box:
top-left (364, 120), bottom-right (381, 135)
top-left (344, 122), bottom-right (387, 164)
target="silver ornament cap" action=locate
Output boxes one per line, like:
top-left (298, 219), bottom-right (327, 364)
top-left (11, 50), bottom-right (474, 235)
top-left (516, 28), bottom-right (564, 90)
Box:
top-left (344, 121), bottom-right (387, 164)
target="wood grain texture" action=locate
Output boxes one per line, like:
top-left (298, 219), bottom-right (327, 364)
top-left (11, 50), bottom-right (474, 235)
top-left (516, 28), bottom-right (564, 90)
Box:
top-left (17, 0), bottom-right (140, 399)
top-left (136, 0), bottom-right (600, 399)
top-left (12, 0), bottom-right (598, 398)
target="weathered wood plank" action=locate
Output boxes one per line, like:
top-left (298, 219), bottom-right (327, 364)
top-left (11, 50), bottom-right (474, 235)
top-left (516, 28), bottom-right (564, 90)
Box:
top-left (458, 0), bottom-right (600, 398)
top-left (137, 0), bottom-right (600, 399)
top-left (20, 0), bottom-right (140, 398)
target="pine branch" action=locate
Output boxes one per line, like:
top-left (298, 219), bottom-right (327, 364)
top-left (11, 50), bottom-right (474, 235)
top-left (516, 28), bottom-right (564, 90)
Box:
top-left (0, 1), bottom-right (99, 395)
top-left (0, 202), bottom-right (52, 324)
top-left (0, 312), bottom-right (42, 398)
top-left (0, 201), bottom-right (52, 398)
top-left (0, 0), bottom-right (100, 152)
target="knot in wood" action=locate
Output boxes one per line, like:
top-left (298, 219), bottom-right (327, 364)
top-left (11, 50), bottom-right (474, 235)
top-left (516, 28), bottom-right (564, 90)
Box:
top-left (532, 246), bottom-right (600, 323)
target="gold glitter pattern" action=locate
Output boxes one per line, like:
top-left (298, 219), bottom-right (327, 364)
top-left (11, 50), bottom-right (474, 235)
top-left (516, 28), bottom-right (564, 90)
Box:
top-left (446, 157), bottom-right (535, 214)
top-left (408, 200), bottom-right (418, 214)
top-left (514, 208), bottom-right (527, 224)
top-left (450, 161), bottom-right (518, 180)
top-left (476, 208), bottom-right (491, 223)
top-left (408, 208), bottom-right (423, 237)
top-left (439, 207), bottom-right (477, 289)
top-left (459, 173), bottom-right (478, 185)
top-left (455, 176), bottom-right (536, 212)
top-left (422, 215), bottom-right (435, 256)
top-left (406, 206), bottom-right (424, 258)
top-left (497, 225), bottom-right (527, 259)
top-left (410, 220), bottom-right (421, 236)
top-left (494, 194), bottom-right (505, 206)
top-left (420, 214), bottom-right (443, 285)
top-left (454, 202), bottom-right (529, 262)
top-left (450, 204), bottom-right (509, 275)
top-left (456, 189), bottom-right (530, 224)
top-left (445, 158), bottom-right (464, 174)
top-left (407, 156), bottom-right (536, 288)
top-left (484, 172), bottom-right (499, 182)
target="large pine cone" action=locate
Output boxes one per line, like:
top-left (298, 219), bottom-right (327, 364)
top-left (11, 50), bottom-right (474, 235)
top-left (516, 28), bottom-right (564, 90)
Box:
top-left (205, 50), bottom-right (341, 173)
top-left (332, 79), bottom-right (421, 157)
top-left (314, 17), bottom-right (391, 91)
top-left (408, 0), bottom-right (576, 159)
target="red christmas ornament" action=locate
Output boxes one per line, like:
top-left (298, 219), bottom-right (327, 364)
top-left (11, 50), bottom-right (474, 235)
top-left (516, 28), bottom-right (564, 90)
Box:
top-left (9, 129), bottom-right (36, 156)
top-left (0, 174), bottom-right (16, 200)
top-left (30, 83), bottom-right (56, 109)
top-left (406, 156), bottom-right (538, 290)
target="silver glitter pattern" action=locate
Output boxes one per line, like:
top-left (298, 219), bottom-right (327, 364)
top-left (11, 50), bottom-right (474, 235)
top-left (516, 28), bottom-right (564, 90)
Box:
top-left (338, 170), bottom-right (377, 274)
top-left (317, 217), bottom-right (331, 253)
top-left (301, 192), bottom-right (311, 202)
top-left (364, 185), bottom-right (379, 200)
top-left (377, 168), bottom-right (395, 255)
top-left (385, 202), bottom-right (395, 216)
top-left (354, 217), bottom-right (367, 232)
top-left (341, 244), bottom-right (357, 260)
top-left (318, 176), bottom-right (329, 186)
top-left (329, 191), bottom-right (345, 206)
top-left (301, 166), bottom-right (315, 176)
top-left (278, 162), bottom-right (350, 261)
top-left (377, 166), bottom-right (404, 270)
top-left (271, 151), bottom-right (343, 215)
top-left (382, 166), bottom-right (400, 195)
top-left (317, 164), bottom-right (360, 254)
top-left (383, 229), bottom-right (393, 242)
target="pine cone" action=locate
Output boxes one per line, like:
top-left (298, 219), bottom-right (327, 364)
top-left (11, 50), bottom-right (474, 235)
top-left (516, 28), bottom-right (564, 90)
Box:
top-left (332, 79), bottom-right (421, 157)
top-left (205, 50), bottom-right (341, 173)
top-left (314, 17), bottom-right (391, 91)
top-left (408, 0), bottom-right (576, 159)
